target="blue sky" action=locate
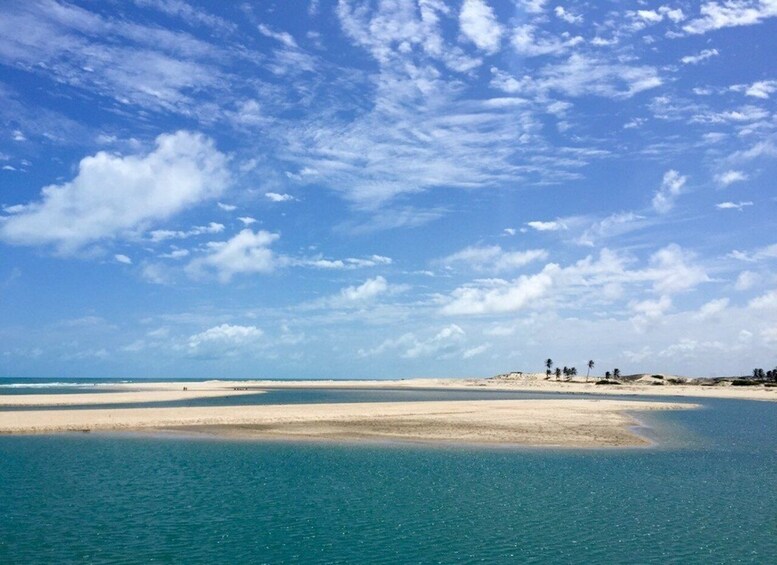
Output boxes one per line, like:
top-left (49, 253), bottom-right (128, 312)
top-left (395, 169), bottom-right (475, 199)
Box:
top-left (1, 0), bottom-right (776, 379)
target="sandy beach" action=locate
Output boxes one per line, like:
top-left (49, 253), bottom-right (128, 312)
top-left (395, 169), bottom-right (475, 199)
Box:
top-left (5, 373), bottom-right (773, 445)
top-left (50, 375), bottom-right (775, 402)
top-left (0, 378), bottom-right (706, 446)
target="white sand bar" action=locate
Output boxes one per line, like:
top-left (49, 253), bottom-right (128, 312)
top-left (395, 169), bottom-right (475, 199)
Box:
top-left (0, 399), bottom-right (695, 447)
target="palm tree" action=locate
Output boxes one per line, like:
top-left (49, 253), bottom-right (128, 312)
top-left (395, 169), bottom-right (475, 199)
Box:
top-left (605, 371), bottom-right (611, 380)
top-left (586, 360), bottom-right (594, 382)
top-left (613, 368), bottom-right (621, 380)
top-left (545, 358), bottom-right (553, 372)
top-left (555, 367), bottom-right (561, 381)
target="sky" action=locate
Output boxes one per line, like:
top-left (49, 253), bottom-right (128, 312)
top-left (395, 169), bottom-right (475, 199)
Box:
top-left (0, 0), bottom-right (776, 380)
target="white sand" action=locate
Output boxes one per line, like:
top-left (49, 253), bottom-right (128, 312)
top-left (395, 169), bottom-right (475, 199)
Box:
top-left (91, 373), bottom-right (777, 401)
top-left (0, 393), bottom-right (695, 447)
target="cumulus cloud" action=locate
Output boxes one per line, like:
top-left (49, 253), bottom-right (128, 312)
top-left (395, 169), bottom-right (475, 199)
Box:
top-left (715, 170), bottom-right (748, 186)
top-left (440, 244), bottom-right (708, 316)
top-left (265, 192), bottom-right (296, 202)
top-left (728, 243), bottom-right (777, 262)
top-left (526, 220), bottom-right (566, 232)
top-left (339, 276), bottom-right (390, 302)
top-left (459, 0), bottom-right (503, 54)
top-left (684, 1), bottom-right (777, 34)
top-left (440, 245), bottom-right (547, 273)
top-left (186, 229), bottom-right (280, 282)
top-left (749, 289), bottom-right (777, 310)
top-left (731, 80), bottom-right (777, 99)
top-left (735, 270), bottom-right (758, 290)
top-left (652, 170), bottom-right (687, 213)
top-left (646, 244), bottom-right (710, 294)
top-left (0, 131), bottom-right (229, 253)
top-left (188, 323), bottom-right (264, 354)
top-left (554, 6), bottom-right (582, 24)
top-left (441, 271), bottom-right (553, 315)
top-left (695, 297), bottom-right (730, 319)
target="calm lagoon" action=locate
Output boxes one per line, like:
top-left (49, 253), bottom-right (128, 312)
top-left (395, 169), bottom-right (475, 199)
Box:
top-left (1, 387), bottom-right (775, 563)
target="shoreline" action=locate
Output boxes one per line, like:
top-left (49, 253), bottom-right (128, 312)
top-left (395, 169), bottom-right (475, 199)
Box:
top-left (94, 376), bottom-right (777, 402)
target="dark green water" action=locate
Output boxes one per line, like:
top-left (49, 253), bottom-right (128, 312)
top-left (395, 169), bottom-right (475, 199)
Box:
top-left (1, 388), bottom-right (776, 563)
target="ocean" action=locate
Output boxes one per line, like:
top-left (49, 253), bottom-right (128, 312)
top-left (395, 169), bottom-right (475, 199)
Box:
top-left (1, 382), bottom-right (776, 563)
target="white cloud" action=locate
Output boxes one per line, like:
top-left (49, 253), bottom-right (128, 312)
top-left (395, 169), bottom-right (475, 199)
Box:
top-left (526, 220), bottom-right (566, 232)
top-left (518, 0), bottom-right (548, 13)
top-left (186, 229), bottom-right (280, 282)
top-left (716, 201), bottom-right (753, 211)
top-left (441, 271), bottom-right (553, 315)
top-left (359, 324), bottom-right (468, 359)
top-left (735, 270), bottom-right (758, 290)
top-left (338, 276), bottom-right (390, 302)
top-left (503, 54), bottom-right (662, 99)
top-left (652, 169), bottom-right (687, 213)
top-left (554, 6), bottom-right (582, 24)
top-left (728, 243), bottom-right (777, 263)
top-left (217, 202), bottom-right (237, 211)
top-left (510, 25), bottom-right (583, 57)
top-left (630, 295), bottom-right (672, 329)
top-left (0, 131), bottom-right (229, 253)
top-left (257, 23), bottom-right (298, 48)
top-left (238, 217), bottom-right (257, 226)
top-left (158, 248), bottom-right (189, 259)
top-left (149, 222), bottom-right (224, 242)
top-left (300, 255), bottom-right (393, 270)
top-left (680, 48), bottom-right (719, 64)
top-left (503, 228), bottom-right (516, 236)
top-left (462, 343), bottom-right (492, 359)
top-left (265, 192), bottom-right (296, 202)
top-left (576, 212), bottom-right (646, 247)
top-left (696, 297), bottom-right (729, 319)
top-left (298, 272), bottom-right (407, 310)
top-left (715, 170), bottom-right (748, 186)
top-left (459, 0), bottom-right (503, 54)
top-left (730, 80), bottom-right (777, 99)
top-left (440, 244), bottom-right (708, 316)
top-left (114, 254), bottom-right (132, 265)
top-left (404, 324), bottom-right (466, 358)
top-left (749, 289), bottom-right (777, 310)
top-left (440, 245), bottom-right (547, 273)
top-left (188, 323), bottom-right (263, 353)
top-left (684, 1), bottom-right (777, 34)
top-left (646, 244), bottom-right (709, 294)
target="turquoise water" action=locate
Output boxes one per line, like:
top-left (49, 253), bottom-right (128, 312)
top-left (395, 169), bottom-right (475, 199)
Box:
top-left (1, 388), bottom-right (776, 563)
